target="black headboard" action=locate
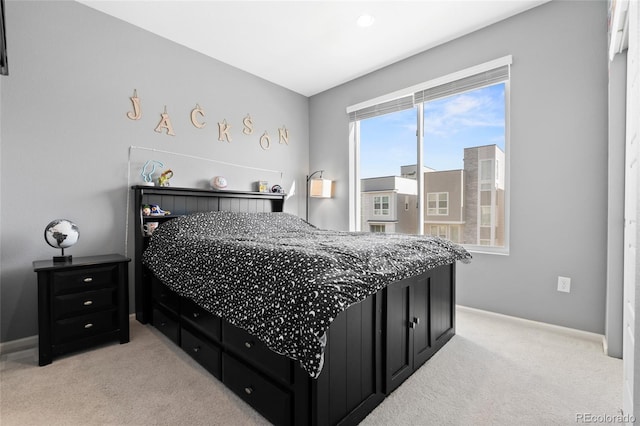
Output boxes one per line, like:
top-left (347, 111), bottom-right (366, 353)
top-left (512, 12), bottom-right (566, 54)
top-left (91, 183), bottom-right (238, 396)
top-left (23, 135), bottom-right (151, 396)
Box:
top-left (131, 185), bottom-right (286, 322)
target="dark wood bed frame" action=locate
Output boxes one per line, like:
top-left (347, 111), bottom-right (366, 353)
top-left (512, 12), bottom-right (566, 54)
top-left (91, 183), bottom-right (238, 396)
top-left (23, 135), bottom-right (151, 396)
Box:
top-left (132, 185), bottom-right (456, 426)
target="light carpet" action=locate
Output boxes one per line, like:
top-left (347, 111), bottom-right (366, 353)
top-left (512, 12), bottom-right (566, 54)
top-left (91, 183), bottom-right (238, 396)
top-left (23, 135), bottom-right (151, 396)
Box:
top-left (0, 307), bottom-right (622, 425)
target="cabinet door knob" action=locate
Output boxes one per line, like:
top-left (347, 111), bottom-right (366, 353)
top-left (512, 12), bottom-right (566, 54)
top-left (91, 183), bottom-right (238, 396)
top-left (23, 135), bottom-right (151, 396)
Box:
top-left (244, 341), bottom-right (254, 349)
top-left (244, 387), bottom-right (253, 395)
top-left (192, 312), bottom-right (200, 319)
top-left (83, 277), bottom-right (93, 283)
top-left (192, 346), bottom-right (200, 353)
top-left (84, 323), bottom-right (93, 329)
top-left (83, 300), bottom-right (93, 306)
top-left (413, 317), bottom-right (420, 326)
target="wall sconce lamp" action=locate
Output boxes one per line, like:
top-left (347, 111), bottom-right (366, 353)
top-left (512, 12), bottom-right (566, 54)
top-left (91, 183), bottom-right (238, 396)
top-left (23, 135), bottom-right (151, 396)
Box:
top-left (306, 170), bottom-right (333, 221)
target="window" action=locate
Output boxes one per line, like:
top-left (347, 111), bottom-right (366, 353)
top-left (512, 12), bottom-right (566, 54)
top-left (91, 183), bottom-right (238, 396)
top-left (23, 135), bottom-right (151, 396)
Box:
top-left (350, 57), bottom-right (510, 253)
top-left (427, 192), bottom-right (448, 216)
top-left (373, 195), bottom-right (390, 216)
top-left (430, 225), bottom-right (448, 239)
top-left (370, 224), bottom-right (386, 233)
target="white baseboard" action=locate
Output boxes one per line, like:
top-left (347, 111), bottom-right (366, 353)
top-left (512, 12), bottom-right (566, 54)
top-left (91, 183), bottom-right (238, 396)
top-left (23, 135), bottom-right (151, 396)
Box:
top-left (0, 335), bottom-right (38, 358)
top-left (456, 305), bottom-right (606, 347)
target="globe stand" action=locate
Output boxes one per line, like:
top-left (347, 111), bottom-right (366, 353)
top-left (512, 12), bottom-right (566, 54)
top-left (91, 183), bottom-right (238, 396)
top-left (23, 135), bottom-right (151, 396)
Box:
top-left (53, 248), bottom-right (72, 263)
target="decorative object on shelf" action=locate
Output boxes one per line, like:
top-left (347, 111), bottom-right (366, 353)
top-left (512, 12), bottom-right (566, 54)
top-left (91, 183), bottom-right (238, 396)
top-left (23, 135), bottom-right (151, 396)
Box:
top-left (143, 221), bottom-right (159, 236)
top-left (257, 181), bottom-right (269, 193)
top-left (271, 184), bottom-right (283, 194)
top-left (190, 104), bottom-right (206, 129)
top-left (306, 170), bottom-right (333, 221)
top-left (140, 160), bottom-right (164, 186)
top-left (142, 204), bottom-right (171, 216)
top-left (126, 89), bottom-right (141, 120)
top-left (158, 169), bottom-right (173, 187)
top-left (218, 119), bottom-right (232, 142)
top-left (154, 105), bottom-right (176, 136)
top-left (44, 219), bottom-right (79, 263)
top-left (210, 176), bottom-right (228, 190)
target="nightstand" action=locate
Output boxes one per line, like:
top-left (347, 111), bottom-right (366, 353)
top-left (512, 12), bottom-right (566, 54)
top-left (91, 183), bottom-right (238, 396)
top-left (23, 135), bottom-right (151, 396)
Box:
top-left (33, 254), bottom-right (131, 366)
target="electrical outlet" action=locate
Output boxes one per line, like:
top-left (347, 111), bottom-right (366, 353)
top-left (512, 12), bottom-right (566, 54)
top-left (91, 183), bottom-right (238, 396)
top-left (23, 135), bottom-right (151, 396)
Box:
top-left (557, 276), bottom-right (571, 293)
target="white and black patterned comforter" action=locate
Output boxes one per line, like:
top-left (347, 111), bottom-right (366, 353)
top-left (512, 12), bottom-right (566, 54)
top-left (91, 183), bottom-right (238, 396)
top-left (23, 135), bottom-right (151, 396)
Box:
top-left (142, 211), bottom-right (471, 378)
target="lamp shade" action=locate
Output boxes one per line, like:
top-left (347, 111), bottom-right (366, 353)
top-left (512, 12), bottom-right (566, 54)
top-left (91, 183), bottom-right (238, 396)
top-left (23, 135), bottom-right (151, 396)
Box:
top-left (309, 178), bottom-right (332, 198)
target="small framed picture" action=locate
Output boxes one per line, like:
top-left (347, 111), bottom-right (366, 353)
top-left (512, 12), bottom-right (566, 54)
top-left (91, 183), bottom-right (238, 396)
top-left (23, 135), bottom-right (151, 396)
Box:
top-left (258, 181), bottom-right (269, 193)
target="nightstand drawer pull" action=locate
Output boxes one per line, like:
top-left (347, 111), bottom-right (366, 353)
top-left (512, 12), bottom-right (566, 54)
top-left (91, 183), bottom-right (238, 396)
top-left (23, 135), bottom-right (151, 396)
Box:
top-left (192, 346), bottom-right (200, 353)
top-left (244, 341), bottom-right (254, 349)
top-left (244, 386), bottom-right (253, 395)
top-left (83, 300), bottom-right (93, 306)
top-left (84, 323), bottom-right (93, 329)
top-left (192, 312), bottom-right (200, 319)
top-left (83, 277), bottom-right (93, 283)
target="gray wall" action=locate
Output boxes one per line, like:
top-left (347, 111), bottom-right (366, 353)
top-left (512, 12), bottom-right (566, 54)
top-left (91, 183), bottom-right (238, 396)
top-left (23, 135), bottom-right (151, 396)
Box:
top-left (0, 1), bottom-right (309, 342)
top-left (309, 1), bottom-right (609, 333)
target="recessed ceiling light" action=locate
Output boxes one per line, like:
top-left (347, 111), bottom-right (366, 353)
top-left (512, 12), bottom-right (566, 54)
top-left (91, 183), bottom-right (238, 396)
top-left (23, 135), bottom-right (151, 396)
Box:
top-left (357, 14), bottom-right (375, 28)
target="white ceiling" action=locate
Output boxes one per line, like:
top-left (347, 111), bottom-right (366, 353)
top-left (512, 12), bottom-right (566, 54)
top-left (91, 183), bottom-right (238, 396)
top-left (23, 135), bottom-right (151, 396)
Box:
top-left (77, 0), bottom-right (549, 96)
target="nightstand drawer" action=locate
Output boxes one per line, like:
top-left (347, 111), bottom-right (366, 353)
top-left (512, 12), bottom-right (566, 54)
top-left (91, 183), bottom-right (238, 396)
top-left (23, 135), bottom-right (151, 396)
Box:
top-left (53, 310), bottom-right (118, 344)
top-left (223, 353), bottom-right (291, 426)
top-left (53, 288), bottom-right (116, 319)
top-left (52, 265), bottom-right (118, 294)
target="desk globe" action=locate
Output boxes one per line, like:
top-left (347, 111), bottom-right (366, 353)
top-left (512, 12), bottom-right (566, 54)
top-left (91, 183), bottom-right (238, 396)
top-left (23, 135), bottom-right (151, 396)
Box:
top-left (44, 219), bottom-right (79, 262)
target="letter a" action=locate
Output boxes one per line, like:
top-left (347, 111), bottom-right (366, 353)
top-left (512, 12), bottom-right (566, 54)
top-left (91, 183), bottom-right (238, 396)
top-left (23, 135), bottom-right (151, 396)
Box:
top-left (154, 107), bottom-right (176, 136)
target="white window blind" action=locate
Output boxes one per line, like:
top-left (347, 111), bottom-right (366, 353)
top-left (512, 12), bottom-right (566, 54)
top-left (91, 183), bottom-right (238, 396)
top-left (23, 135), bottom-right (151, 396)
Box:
top-left (414, 65), bottom-right (509, 104)
top-left (348, 95), bottom-right (414, 122)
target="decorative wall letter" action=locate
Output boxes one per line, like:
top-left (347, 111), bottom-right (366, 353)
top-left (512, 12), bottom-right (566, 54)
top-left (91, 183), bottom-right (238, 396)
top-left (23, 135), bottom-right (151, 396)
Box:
top-left (278, 126), bottom-right (289, 145)
top-left (126, 89), bottom-right (141, 120)
top-left (190, 104), bottom-right (206, 129)
top-left (218, 120), bottom-right (232, 142)
top-left (154, 106), bottom-right (176, 136)
top-left (259, 131), bottom-right (271, 150)
top-left (242, 114), bottom-right (254, 135)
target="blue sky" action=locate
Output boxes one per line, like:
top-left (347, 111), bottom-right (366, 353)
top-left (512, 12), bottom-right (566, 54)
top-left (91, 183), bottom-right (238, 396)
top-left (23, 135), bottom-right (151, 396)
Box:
top-left (360, 83), bottom-right (505, 178)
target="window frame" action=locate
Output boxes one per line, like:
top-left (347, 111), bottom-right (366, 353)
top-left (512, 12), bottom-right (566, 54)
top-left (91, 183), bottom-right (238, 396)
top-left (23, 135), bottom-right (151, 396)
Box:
top-left (427, 192), bottom-right (449, 216)
top-left (347, 56), bottom-right (511, 255)
top-left (373, 195), bottom-right (390, 216)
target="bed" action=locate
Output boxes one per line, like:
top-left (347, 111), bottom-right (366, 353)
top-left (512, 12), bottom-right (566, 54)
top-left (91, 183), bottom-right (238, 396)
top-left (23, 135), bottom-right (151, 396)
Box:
top-left (132, 185), bottom-right (471, 425)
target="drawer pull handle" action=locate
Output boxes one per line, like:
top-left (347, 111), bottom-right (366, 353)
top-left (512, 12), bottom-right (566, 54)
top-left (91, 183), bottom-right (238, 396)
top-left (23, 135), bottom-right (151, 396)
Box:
top-left (192, 312), bottom-right (200, 319)
top-left (244, 387), bottom-right (253, 395)
top-left (244, 341), bottom-right (254, 349)
top-left (83, 300), bottom-right (93, 306)
top-left (83, 277), bottom-right (93, 283)
top-left (84, 323), bottom-right (93, 329)
top-left (192, 346), bottom-right (200, 353)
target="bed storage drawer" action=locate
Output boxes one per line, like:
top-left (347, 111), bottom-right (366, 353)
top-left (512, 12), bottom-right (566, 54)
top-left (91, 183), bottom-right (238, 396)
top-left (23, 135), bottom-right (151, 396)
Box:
top-left (223, 322), bottom-right (292, 384)
top-left (223, 353), bottom-right (291, 426)
top-left (153, 308), bottom-right (180, 344)
top-left (180, 298), bottom-right (221, 343)
top-left (152, 278), bottom-right (180, 313)
top-left (181, 328), bottom-right (221, 379)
